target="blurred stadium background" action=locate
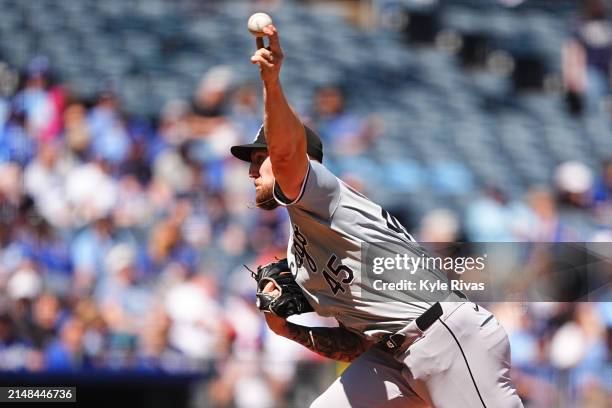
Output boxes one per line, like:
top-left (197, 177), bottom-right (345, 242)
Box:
top-left (0, 0), bottom-right (610, 406)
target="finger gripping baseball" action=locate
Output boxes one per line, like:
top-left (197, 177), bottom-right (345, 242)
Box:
top-left (251, 258), bottom-right (314, 318)
top-left (256, 37), bottom-right (265, 50)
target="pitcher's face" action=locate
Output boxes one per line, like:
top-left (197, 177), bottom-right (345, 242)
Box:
top-left (249, 149), bottom-right (278, 210)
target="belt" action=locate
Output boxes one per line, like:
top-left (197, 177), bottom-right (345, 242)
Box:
top-left (380, 290), bottom-right (467, 353)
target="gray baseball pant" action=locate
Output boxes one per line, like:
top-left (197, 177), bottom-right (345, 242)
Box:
top-left (309, 303), bottom-right (524, 408)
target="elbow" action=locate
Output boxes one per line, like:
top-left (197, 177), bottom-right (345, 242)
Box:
top-left (269, 143), bottom-right (306, 172)
top-left (268, 145), bottom-right (298, 166)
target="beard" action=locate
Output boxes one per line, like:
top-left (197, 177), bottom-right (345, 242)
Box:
top-left (255, 184), bottom-right (279, 210)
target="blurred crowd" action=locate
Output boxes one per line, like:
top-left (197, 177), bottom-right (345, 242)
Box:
top-left (0, 2), bottom-right (611, 406)
top-left (0, 58), bottom-right (344, 403)
top-left (492, 302), bottom-right (611, 408)
top-left (0, 55), bottom-right (609, 406)
top-left (563, 0), bottom-right (612, 116)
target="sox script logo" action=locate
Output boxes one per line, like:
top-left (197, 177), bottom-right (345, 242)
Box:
top-left (290, 224), bottom-right (355, 295)
top-left (290, 224), bottom-right (317, 276)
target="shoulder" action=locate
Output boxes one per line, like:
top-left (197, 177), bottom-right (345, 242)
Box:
top-left (274, 160), bottom-right (344, 221)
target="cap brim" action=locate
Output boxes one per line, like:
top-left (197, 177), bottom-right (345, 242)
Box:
top-left (230, 143), bottom-right (268, 162)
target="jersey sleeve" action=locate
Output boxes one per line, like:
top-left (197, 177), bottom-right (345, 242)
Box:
top-left (273, 160), bottom-right (341, 220)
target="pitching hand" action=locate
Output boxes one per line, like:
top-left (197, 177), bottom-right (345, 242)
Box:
top-left (250, 25), bottom-right (283, 83)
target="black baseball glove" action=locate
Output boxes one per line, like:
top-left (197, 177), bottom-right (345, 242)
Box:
top-left (250, 258), bottom-right (314, 318)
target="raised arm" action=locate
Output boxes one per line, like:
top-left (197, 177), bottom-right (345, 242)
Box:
top-left (265, 314), bottom-right (371, 363)
top-left (250, 25), bottom-right (308, 201)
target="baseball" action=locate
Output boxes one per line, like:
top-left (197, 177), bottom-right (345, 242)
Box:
top-left (247, 12), bottom-right (273, 37)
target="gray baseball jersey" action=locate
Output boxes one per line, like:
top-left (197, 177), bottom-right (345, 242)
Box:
top-left (273, 160), bottom-right (453, 341)
top-left (274, 160), bottom-right (524, 408)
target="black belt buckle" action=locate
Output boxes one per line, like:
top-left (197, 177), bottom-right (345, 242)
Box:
top-left (382, 333), bottom-right (405, 351)
top-left (380, 302), bottom-right (444, 353)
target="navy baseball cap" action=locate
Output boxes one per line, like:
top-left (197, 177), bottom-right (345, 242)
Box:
top-left (231, 125), bottom-right (323, 163)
